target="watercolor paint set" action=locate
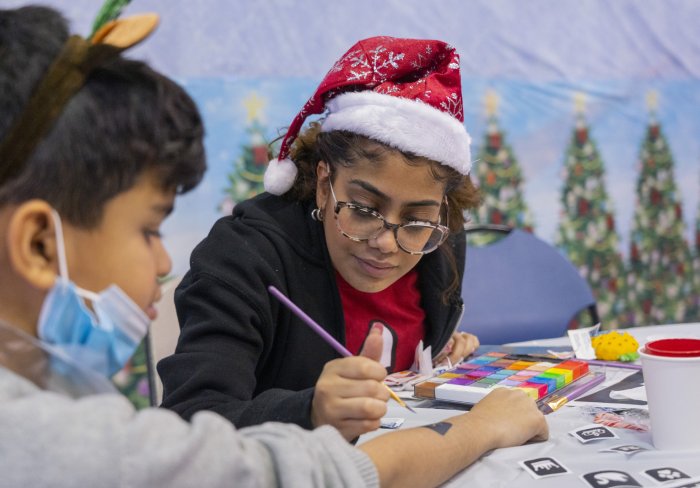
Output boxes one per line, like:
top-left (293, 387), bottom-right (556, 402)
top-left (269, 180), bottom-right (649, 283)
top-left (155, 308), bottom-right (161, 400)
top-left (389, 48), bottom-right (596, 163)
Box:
top-left (413, 351), bottom-right (590, 405)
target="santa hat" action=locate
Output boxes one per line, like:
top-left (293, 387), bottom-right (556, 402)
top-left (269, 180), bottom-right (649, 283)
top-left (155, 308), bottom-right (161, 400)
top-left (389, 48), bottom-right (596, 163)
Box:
top-left (263, 36), bottom-right (472, 195)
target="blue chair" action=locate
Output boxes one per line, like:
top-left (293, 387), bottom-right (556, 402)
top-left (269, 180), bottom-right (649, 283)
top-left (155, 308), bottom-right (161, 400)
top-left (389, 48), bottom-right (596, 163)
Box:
top-left (458, 225), bottom-right (599, 344)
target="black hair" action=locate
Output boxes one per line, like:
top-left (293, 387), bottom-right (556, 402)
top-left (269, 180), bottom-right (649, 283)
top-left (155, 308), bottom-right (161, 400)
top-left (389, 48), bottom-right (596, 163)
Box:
top-left (0, 6), bottom-right (206, 228)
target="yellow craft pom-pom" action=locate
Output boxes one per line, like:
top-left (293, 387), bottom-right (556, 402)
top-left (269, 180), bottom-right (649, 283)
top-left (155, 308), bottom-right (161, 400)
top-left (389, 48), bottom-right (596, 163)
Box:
top-left (592, 331), bottom-right (639, 361)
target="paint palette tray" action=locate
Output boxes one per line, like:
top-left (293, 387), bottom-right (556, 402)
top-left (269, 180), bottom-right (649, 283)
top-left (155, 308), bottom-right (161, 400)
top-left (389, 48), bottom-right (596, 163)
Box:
top-left (413, 351), bottom-right (589, 404)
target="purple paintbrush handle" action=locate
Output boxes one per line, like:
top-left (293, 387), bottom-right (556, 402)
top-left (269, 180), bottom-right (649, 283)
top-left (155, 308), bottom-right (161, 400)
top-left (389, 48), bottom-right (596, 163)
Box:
top-left (562, 372), bottom-right (606, 401)
top-left (585, 359), bottom-right (642, 370)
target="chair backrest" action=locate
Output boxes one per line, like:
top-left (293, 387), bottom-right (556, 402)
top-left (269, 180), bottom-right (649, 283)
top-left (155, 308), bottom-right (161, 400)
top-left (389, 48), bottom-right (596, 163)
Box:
top-left (146, 276), bottom-right (182, 406)
top-left (458, 226), bottom-right (598, 344)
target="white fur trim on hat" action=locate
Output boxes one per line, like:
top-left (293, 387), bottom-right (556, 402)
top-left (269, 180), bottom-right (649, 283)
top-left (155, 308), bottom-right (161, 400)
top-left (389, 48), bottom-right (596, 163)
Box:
top-left (321, 91), bottom-right (472, 175)
top-left (264, 157), bottom-right (298, 195)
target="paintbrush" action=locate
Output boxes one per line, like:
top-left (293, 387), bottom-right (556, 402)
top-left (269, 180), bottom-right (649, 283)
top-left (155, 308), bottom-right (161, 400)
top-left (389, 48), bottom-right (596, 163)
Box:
top-left (268, 285), bottom-right (416, 414)
top-left (538, 372), bottom-right (606, 414)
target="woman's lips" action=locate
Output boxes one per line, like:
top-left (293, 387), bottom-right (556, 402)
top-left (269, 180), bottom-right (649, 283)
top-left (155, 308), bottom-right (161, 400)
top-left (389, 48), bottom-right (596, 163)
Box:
top-left (355, 256), bottom-right (397, 278)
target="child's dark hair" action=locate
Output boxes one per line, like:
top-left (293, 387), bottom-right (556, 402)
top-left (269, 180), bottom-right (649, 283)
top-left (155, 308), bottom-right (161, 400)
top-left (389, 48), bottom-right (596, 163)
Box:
top-left (0, 6), bottom-right (206, 228)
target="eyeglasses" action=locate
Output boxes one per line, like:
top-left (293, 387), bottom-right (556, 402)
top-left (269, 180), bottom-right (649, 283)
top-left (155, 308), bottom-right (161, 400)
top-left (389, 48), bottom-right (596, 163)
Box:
top-left (328, 178), bottom-right (449, 255)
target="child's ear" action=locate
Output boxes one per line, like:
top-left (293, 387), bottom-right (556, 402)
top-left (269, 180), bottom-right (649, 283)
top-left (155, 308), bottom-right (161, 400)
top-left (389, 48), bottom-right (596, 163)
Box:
top-left (6, 200), bottom-right (60, 291)
top-left (315, 161), bottom-right (330, 209)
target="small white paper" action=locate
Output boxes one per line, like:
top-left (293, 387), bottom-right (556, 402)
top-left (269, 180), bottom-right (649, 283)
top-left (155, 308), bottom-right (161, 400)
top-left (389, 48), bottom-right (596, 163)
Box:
top-left (409, 340), bottom-right (434, 376)
top-left (568, 324), bottom-right (600, 360)
top-left (609, 386), bottom-right (647, 402)
top-left (547, 349), bottom-right (575, 359)
top-left (380, 417), bottom-right (405, 429)
top-left (599, 444), bottom-right (648, 457)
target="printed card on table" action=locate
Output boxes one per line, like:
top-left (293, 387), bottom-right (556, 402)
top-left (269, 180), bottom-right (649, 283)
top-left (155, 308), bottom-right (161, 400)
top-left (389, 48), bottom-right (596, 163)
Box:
top-left (642, 467), bottom-right (691, 484)
top-left (569, 423), bottom-right (619, 443)
top-left (599, 444), bottom-right (648, 457)
top-left (580, 470), bottom-right (642, 488)
top-left (519, 457), bottom-right (571, 479)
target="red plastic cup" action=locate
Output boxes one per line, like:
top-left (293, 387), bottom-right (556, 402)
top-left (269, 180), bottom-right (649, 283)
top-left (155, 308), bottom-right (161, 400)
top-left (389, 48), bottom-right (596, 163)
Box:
top-left (644, 338), bottom-right (700, 358)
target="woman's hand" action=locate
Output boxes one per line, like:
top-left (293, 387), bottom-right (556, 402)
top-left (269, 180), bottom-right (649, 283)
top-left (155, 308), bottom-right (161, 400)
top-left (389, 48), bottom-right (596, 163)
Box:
top-left (468, 388), bottom-right (549, 448)
top-left (433, 331), bottom-right (480, 367)
top-left (311, 325), bottom-right (390, 441)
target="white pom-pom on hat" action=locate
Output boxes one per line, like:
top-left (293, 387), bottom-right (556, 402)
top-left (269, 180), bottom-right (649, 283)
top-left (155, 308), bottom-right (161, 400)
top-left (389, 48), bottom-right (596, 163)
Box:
top-left (263, 157), bottom-right (297, 195)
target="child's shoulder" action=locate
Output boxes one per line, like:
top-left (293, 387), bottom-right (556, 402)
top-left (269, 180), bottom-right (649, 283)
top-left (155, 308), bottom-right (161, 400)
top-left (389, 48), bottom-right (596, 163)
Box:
top-left (0, 366), bottom-right (39, 401)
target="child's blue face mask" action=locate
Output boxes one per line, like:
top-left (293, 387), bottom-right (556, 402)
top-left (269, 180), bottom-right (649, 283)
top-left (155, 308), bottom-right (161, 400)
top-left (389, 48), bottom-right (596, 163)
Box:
top-left (36, 210), bottom-right (150, 377)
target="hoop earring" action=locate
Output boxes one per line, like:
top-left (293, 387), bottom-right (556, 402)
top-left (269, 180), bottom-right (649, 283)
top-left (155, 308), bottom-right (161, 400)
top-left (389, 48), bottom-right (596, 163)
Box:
top-left (311, 208), bottom-right (324, 222)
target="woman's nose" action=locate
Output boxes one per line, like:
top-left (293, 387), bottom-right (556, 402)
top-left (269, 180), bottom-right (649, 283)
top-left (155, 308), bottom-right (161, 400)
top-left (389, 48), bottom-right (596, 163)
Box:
top-left (369, 225), bottom-right (399, 253)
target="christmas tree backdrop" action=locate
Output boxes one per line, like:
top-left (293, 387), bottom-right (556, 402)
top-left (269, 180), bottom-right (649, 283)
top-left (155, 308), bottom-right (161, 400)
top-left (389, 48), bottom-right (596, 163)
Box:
top-left (556, 93), bottom-right (628, 329)
top-left (625, 92), bottom-right (696, 326)
top-left (112, 341), bottom-right (151, 410)
top-left (220, 92), bottom-right (275, 214)
top-left (693, 186), bottom-right (700, 320)
top-left (470, 90), bottom-right (534, 245)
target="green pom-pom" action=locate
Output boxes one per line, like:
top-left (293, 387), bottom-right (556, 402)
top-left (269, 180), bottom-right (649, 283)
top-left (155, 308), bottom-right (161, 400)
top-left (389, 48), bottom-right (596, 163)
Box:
top-left (618, 351), bottom-right (640, 362)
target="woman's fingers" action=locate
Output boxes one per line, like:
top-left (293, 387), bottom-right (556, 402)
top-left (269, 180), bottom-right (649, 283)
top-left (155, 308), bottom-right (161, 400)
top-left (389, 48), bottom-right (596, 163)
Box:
top-left (311, 356), bottom-right (390, 440)
top-left (447, 332), bottom-right (480, 364)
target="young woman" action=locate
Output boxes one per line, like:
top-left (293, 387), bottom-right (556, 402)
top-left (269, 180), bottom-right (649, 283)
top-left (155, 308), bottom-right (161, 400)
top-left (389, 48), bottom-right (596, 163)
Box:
top-left (159, 36), bottom-right (484, 441)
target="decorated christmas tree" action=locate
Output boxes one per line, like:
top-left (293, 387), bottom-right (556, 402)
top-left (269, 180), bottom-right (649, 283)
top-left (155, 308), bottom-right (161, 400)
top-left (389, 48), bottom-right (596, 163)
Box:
top-left (626, 91), bottom-right (695, 326)
top-left (220, 92), bottom-right (274, 214)
top-left (470, 90), bottom-right (534, 244)
top-left (696, 188), bottom-right (700, 257)
top-left (556, 93), bottom-right (628, 329)
top-left (691, 181), bottom-right (700, 320)
top-left (112, 340), bottom-right (151, 409)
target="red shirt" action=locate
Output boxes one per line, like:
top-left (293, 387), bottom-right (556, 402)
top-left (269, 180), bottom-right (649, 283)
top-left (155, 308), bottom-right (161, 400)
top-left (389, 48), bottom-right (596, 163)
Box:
top-left (336, 270), bottom-right (425, 372)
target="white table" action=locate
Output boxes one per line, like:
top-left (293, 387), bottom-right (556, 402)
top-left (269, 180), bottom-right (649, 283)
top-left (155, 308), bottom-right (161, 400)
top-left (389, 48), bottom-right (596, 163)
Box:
top-left (359, 323), bottom-right (700, 487)
top-left (506, 322), bottom-right (700, 349)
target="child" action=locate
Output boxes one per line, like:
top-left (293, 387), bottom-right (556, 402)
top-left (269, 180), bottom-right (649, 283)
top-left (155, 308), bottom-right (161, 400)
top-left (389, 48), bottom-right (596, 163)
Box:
top-left (0, 6), bottom-right (548, 487)
top-left (159, 36), bottom-right (489, 441)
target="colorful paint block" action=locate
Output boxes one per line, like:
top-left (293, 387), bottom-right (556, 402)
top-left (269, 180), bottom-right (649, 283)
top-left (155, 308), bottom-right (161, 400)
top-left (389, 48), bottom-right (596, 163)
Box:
top-left (413, 353), bottom-right (589, 405)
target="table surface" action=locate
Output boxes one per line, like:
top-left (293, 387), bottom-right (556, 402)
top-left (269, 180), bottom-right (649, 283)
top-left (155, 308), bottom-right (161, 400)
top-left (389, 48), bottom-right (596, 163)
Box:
top-left (358, 322), bottom-right (700, 488)
top-left (505, 322), bottom-right (700, 349)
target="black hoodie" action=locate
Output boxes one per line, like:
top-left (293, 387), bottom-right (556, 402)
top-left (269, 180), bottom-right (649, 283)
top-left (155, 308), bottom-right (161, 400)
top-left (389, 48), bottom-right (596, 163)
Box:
top-left (158, 192), bottom-right (465, 429)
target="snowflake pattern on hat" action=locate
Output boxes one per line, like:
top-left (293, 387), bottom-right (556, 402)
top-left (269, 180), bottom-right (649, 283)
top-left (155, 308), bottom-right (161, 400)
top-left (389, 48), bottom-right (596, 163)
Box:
top-left (264, 36), bottom-right (472, 195)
